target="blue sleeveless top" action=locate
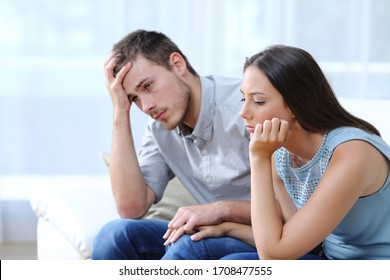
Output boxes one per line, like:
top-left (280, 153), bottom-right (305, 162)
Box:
top-left (275, 127), bottom-right (390, 259)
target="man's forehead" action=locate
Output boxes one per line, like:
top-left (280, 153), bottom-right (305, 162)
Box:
top-left (123, 57), bottom-right (156, 91)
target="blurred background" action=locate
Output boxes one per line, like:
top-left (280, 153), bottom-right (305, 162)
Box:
top-left (0, 0), bottom-right (389, 259)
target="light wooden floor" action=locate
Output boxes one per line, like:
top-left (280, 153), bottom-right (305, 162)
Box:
top-left (0, 243), bottom-right (37, 260)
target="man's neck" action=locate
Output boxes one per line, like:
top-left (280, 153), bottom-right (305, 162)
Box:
top-left (182, 75), bottom-right (202, 129)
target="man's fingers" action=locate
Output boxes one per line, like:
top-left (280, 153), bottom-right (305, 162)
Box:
top-left (104, 52), bottom-right (132, 87)
top-left (104, 54), bottom-right (119, 84)
top-left (168, 210), bottom-right (187, 229)
top-left (114, 61), bottom-right (132, 83)
top-left (104, 51), bottom-right (117, 67)
top-left (183, 220), bottom-right (195, 232)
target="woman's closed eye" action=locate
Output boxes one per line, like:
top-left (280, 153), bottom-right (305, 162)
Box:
top-left (240, 97), bottom-right (265, 105)
top-left (254, 100), bottom-right (265, 105)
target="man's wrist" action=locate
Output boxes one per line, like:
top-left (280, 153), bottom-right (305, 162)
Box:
top-left (214, 200), bottom-right (251, 224)
top-left (214, 200), bottom-right (230, 223)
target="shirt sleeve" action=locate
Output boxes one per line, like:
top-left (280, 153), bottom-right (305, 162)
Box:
top-left (138, 119), bottom-right (174, 203)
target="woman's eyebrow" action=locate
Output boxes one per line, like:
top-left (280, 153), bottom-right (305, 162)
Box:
top-left (240, 89), bottom-right (266, 96)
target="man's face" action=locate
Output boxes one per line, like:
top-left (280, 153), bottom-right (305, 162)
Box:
top-left (122, 54), bottom-right (191, 130)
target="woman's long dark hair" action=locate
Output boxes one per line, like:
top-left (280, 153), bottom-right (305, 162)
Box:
top-left (244, 45), bottom-right (380, 136)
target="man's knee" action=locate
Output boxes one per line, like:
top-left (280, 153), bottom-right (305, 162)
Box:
top-left (92, 219), bottom-right (168, 260)
top-left (92, 219), bottom-right (133, 259)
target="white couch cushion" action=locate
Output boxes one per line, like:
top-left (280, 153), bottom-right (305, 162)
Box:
top-left (31, 185), bottom-right (118, 259)
top-left (30, 176), bottom-right (197, 259)
top-left (339, 97), bottom-right (390, 144)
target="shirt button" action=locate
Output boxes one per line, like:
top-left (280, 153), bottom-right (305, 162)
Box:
top-left (206, 176), bottom-right (211, 183)
top-left (201, 150), bottom-right (207, 155)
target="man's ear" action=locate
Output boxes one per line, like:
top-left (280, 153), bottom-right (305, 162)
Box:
top-left (169, 52), bottom-right (186, 74)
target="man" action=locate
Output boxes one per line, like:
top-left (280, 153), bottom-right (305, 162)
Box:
top-left (92, 30), bottom-right (255, 259)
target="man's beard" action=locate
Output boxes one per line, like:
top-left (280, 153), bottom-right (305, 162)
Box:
top-left (165, 77), bottom-right (192, 131)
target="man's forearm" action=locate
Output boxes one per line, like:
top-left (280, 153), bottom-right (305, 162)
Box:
top-left (216, 200), bottom-right (251, 225)
top-left (110, 112), bottom-right (152, 218)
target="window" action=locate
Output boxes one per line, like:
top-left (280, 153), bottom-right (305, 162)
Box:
top-left (0, 0), bottom-right (389, 175)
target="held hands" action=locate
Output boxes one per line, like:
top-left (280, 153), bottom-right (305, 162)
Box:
top-left (190, 223), bottom-right (233, 241)
top-left (104, 51), bottom-right (133, 112)
top-left (250, 118), bottom-right (290, 159)
top-left (163, 204), bottom-right (221, 246)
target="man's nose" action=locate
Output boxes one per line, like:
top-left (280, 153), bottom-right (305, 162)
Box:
top-left (141, 95), bottom-right (156, 114)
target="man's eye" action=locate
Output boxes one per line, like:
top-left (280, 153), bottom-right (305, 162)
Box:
top-left (131, 96), bottom-right (139, 102)
top-left (240, 98), bottom-right (245, 102)
top-left (144, 83), bottom-right (152, 90)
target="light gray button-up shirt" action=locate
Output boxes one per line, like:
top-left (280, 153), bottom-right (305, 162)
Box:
top-left (138, 75), bottom-right (251, 204)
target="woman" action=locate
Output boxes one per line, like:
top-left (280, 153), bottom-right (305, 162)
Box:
top-left (191, 45), bottom-right (390, 259)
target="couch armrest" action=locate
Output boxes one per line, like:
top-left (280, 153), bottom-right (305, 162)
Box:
top-left (30, 177), bottom-right (197, 259)
top-left (31, 184), bottom-right (119, 259)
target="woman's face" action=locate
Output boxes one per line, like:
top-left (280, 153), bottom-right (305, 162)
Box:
top-left (240, 66), bottom-right (293, 136)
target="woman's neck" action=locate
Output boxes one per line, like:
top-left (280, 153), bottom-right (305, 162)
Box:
top-left (285, 130), bottom-right (325, 165)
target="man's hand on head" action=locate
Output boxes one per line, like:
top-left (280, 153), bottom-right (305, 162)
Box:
top-left (104, 51), bottom-right (133, 112)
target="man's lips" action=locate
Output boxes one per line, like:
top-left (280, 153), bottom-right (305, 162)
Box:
top-left (153, 110), bottom-right (166, 121)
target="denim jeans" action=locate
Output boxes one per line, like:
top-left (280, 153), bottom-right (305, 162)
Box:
top-left (162, 234), bottom-right (257, 260)
top-left (220, 252), bottom-right (325, 260)
top-left (91, 218), bottom-right (256, 260)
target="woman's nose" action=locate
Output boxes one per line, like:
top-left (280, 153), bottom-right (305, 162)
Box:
top-left (240, 104), bottom-right (252, 120)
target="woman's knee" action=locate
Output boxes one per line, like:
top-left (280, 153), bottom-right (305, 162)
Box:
top-left (220, 252), bottom-right (259, 260)
top-left (163, 235), bottom-right (203, 260)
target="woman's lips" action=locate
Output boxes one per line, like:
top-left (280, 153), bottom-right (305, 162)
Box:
top-left (246, 125), bottom-right (255, 133)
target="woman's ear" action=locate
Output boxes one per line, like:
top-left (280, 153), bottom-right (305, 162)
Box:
top-left (169, 52), bottom-right (186, 74)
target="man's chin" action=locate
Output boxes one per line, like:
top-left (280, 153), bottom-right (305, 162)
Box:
top-left (162, 121), bottom-right (177, 131)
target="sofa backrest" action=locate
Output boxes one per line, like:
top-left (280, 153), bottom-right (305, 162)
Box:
top-left (339, 97), bottom-right (390, 144)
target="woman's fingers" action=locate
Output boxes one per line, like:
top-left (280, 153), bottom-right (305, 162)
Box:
top-left (163, 226), bottom-right (186, 246)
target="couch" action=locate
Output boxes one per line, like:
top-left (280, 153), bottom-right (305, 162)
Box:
top-left (30, 97), bottom-right (390, 260)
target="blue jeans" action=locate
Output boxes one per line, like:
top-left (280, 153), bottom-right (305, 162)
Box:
top-left (91, 218), bottom-right (257, 260)
top-left (162, 234), bottom-right (257, 260)
top-left (220, 252), bottom-right (326, 260)
top-left (220, 241), bottom-right (325, 260)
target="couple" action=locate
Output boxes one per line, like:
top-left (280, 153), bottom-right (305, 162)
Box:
top-left (92, 30), bottom-right (390, 260)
